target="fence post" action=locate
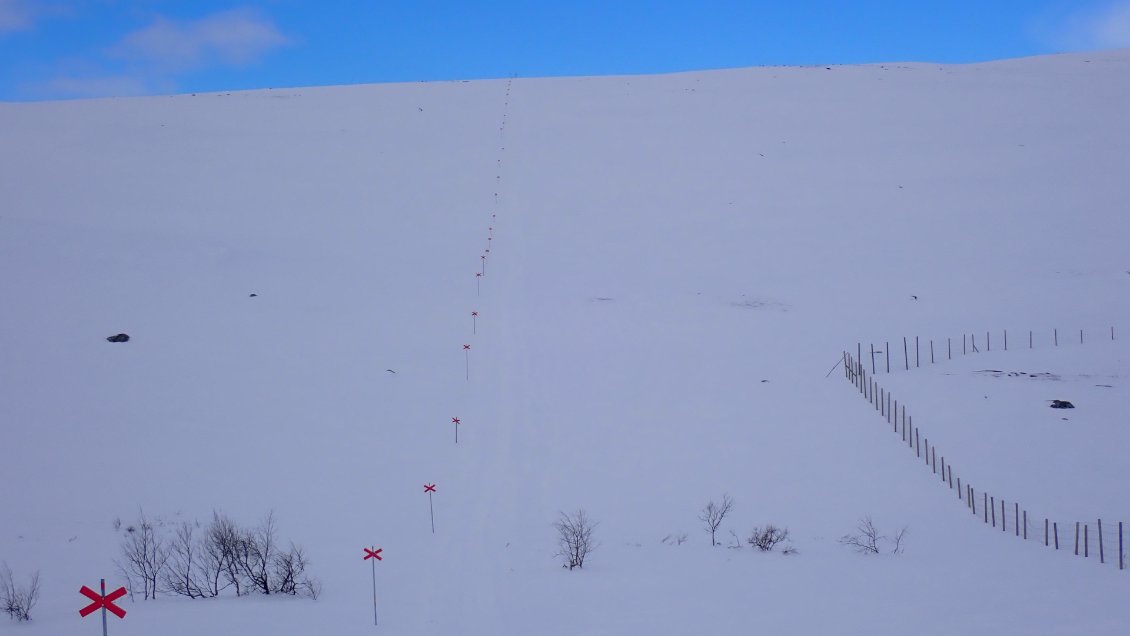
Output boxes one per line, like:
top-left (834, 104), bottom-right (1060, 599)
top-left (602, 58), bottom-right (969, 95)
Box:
top-left (886, 342), bottom-right (890, 373)
top-left (1030, 330), bottom-right (1033, 349)
top-left (1120, 522), bottom-right (1124, 570)
top-left (1023, 510), bottom-right (1027, 540)
top-left (870, 343), bottom-right (876, 374)
top-left (987, 330), bottom-right (991, 351)
top-left (1054, 522), bottom-right (1059, 549)
top-left (1004, 329), bottom-right (1008, 351)
top-left (1015, 503), bottom-right (1019, 537)
top-left (991, 496), bottom-right (996, 527)
top-left (1001, 499), bottom-right (1006, 533)
top-left (963, 334), bottom-right (967, 355)
top-left (1085, 524), bottom-right (1089, 558)
top-left (948, 337), bottom-right (952, 360)
top-left (915, 336), bottom-right (920, 367)
top-left (1099, 519), bottom-right (1104, 564)
top-left (1045, 519), bottom-right (1049, 546)
top-left (930, 339), bottom-right (935, 363)
top-left (984, 493), bottom-right (988, 523)
top-left (1075, 522), bottom-right (1080, 555)
top-left (1055, 329), bottom-right (1058, 347)
top-left (915, 426), bottom-right (920, 458)
top-left (1080, 329), bottom-right (1084, 344)
top-left (903, 337), bottom-right (909, 370)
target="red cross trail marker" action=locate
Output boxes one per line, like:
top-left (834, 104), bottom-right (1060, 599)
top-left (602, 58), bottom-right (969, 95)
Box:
top-left (475, 272), bottom-right (482, 296)
top-left (424, 483), bottom-right (437, 533)
top-left (452, 417), bottom-right (461, 443)
top-left (472, 311), bottom-right (478, 334)
top-left (363, 546), bottom-right (382, 626)
top-left (79, 579), bottom-right (126, 635)
top-left (481, 254), bottom-right (487, 275)
top-left (463, 344), bottom-right (471, 380)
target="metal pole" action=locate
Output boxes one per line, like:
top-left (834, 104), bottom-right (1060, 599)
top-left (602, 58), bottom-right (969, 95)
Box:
top-left (372, 552), bottom-right (378, 626)
top-left (429, 493), bottom-right (435, 534)
top-left (101, 578), bottom-right (108, 636)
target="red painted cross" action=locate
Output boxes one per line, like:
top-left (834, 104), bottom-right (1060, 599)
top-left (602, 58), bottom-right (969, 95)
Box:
top-left (363, 547), bottom-right (383, 561)
top-left (463, 344), bottom-right (471, 350)
top-left (476, 272), bottom-right (482, 278)
top-left (472, 311), bottom-right (478, 316)
top-left (452, 417), bottom-right (461, 424)
top-left (79, 584), bottom-right (127, 619)
top-left (424, 483), bottom-right (436, 493)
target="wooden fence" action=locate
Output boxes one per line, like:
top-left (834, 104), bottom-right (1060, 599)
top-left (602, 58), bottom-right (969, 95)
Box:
top-left (857, 326), bottom-right (1116, 375)
top-left (842, 343), bottom-right (1125, 571)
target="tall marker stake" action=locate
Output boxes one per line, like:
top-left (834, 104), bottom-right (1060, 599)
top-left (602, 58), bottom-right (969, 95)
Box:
top-left (362, 547), bottom-right (383, 626)
top-left (452, 417), bottom-right (461, 443)
top-left (463, 344), bottom-right (471, 380)
top-left (425, 483), bottom-right (437, 533)
top-left (475, 272), bottom-right (482, 296)
top-left (471, 311), bottom-right (478, 334)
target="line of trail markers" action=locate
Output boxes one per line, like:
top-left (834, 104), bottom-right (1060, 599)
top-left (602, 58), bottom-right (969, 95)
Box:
top-left (79, 579), bottom-right (127, 635)
top-left (425, 483), bottom-right (437, 533)
top-left (452, 417), bottom-right (461, 443)
top-left (363, 546), bottom-right (382, 626)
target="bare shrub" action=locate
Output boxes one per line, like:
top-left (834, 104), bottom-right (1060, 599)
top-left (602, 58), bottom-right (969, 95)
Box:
top-left (699, 494), bottom-right (734, 546)
top-left (839, 516), bottom-right (907, 555)
top-left (1, 563), bottom-right (40, 622)
top-left (163, 522), bottom-right (207, 598)
top-left (748, 525), bottom-right (790, 552)
top-left (891, 526), bottom-right (909, 555)
top-left (232, 511), bottom-right (279, 595)
top-left (208, 512), bottom-right (246, 596)
top-left (116, 510), bottom-right (169, 600)
top-left (553, 509), bottom-right (597, 570)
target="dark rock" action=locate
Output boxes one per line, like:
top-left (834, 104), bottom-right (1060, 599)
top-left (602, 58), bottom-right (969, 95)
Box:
top-left (106, 333), bottom-right (130, 343)
top-left (1049, 400), bottom-right (1074, 409)
top-left (249, 293), bottom-right (258, 297)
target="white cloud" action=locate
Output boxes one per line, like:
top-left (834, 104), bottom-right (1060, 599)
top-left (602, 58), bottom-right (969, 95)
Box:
top-left (0, 0), bottom-right (65, 35)
top-left (110, 7), bottom-right (290, 71)
top-left (1054, 1), bottom-right (1130, 50)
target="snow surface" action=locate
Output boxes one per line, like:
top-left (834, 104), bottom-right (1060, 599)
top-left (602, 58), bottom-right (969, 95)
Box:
top-left (1, 49), bottom-right (1129, 634)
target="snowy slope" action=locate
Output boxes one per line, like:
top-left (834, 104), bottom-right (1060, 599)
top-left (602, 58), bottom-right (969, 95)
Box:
top-left (2, 49), bottom-right (1129, 635)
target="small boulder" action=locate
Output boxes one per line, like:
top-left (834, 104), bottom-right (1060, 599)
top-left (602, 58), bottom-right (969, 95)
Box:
top-left (106, 333), bottom-right (130, 343)
top-left (249, 293), bottom-right (258, 297)
top-left (1049, 400), bottom-right (1074, 409)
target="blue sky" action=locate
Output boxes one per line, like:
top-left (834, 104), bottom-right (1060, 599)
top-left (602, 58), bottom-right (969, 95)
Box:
top-left (2, 0), bottom-right (1129, 100)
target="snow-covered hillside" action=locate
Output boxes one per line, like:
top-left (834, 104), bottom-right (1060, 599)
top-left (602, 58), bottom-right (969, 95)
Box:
top-left (2, 49), bottom-right (1129, 635)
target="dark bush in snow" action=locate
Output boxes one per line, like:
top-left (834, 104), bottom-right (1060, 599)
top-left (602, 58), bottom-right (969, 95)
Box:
top-left (1, 563), bottom-right (40, 622)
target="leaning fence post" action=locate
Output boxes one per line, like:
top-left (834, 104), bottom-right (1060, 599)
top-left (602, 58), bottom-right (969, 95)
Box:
top-left (870, 343), bottom-right (876, 374)
top-left (991, 496), bottom-right (996, 527)
top-left (1001, 499), bottom-right (1006, 532)
top-left (886, 342), bottom-right (890, 373)
top-left (1075, 522), bottom-right (1080, 555)
top-left (1054, 522), bottom-right (1059, 550)
top-left (903, 337), bottom-right (909, 370)
top-left (915, 426), bottom-right (920, 458)
top-left (1023, 510), bottom-right (1027, 540)
top-left (984, 493), bottom-right (988, 523)
top-left (1055, 329), bottom-right (1059, 347)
